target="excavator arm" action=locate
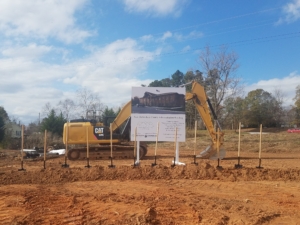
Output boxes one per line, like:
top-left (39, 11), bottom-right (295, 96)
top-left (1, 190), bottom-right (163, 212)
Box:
top-left (111, 100), bottom-right (131, 132)
top-left (186, 81), bottom-right (225, 159)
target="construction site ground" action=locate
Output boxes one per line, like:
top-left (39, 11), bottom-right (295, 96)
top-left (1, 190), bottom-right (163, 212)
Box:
top-left (1, 128), bottom-right (300, 225)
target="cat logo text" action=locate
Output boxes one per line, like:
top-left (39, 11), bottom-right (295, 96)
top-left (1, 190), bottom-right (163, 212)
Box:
top-left (94, 127), bottom-right (104, 136)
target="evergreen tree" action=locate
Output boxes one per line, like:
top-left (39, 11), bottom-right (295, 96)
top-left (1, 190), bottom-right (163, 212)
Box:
top-left (0, 106), bottom-right (9, 143)
top-left (0, 116), bottom-right (5, 142)
top-left (40, 109), bottom-right (66, 136)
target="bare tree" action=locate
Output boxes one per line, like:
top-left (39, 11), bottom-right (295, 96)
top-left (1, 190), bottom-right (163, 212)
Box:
top-left (41, 102), bottom-right (55, 118)
top-left (292, 85), bottom-right (300, 126)
top-left (57, 99), bottom-right (76, 121)
top-left (272, 87), bottom-right (285, 127)
top-left (198, 45), bottom-right (241, 121)
top-left (76, 87), bottom-right (104, 119)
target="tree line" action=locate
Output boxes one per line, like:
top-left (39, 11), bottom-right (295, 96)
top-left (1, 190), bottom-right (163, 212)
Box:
top-left (147, 46), bottom-right (298, 130)
top-left (148, 70), bottom-right (294, 130)
top-left (1, 46), bottom-right (300, 149)
top-left (35, 87), bottom-right (120, 138)
top-left (0, 88), bottom-right (120, 148)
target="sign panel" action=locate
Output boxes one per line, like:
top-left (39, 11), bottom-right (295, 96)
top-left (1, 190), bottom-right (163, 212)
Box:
top-left (130, 86), bottom-right (186, 142)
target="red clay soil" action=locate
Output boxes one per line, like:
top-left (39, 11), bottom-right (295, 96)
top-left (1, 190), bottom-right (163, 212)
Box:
top-left (1, 130), bottom-right (300, 224)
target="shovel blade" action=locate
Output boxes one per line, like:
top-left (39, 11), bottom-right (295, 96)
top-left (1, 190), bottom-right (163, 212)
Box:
top-left (196, 145), bottom-right (226, 160)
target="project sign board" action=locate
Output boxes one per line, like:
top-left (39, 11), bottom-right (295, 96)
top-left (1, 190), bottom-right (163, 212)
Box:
top-left (130, 86), bottom-right (186, 142)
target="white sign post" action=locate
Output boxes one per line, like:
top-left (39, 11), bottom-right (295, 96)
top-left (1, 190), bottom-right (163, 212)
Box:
top-left (172, 127), bottom-right (185, 166)
top-left (135, 141), bottom-right (140, 166)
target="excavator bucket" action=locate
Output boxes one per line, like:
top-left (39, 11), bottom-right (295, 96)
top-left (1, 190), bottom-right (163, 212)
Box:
top-left (196, 144), bottom-right (226, 160)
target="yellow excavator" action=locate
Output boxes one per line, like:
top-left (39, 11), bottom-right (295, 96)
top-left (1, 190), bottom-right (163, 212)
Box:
top-left (63, 101), bottom-right (147, 160)
top-left (63, 80), bottom-right (224, 160)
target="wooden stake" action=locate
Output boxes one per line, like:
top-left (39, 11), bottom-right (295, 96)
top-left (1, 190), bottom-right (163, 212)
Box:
top-left (155, 122), bottom-right (159, 156)
top-left (191, 121), bottom-right (198, 165)
top-left (194, 120), bottom-right (197, 156)
top-left (174, 127), bottom-right (178, 163)
top-left (152, 122), bottom-right (159, 167)
top-left (216, 128), bottom-right (222, 169)
top-left (259, 124), bottom-right (262, 159)
top-left (21, 125), bottom-right (24, 161)
top-left (110, 123), bottom-right (113, 158)
top-left (86, 126), bottom-right (89, 158)
top-left (256, 124), bottom-right (263, 169)
top-left (85, 126), bottom-right (91, 168)
top-left (134, 127), bottom-right (137, 157)
top-left (62, 122), bottom-right (69, 168)
top-left (133, 127), bottom-right (137, 166)
top-left (235, 122), bottom-right (243, 168)
top-left (238, 122), bottom-right (241, 157)
top-left (43, 130), bottom-right (47, 169)
top-left (18, 125), bottom-right (25, 171)
top-left (108, 123), bottom-right (115, 168)
top-left (175, 127), bottom-right (177, 146)
top-left (217, 128), bottom-right (220, 158)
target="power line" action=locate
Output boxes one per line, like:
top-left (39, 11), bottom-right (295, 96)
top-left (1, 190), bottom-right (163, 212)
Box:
top-left (148, 19), bottom-right (276, 48)
top-left (1, 31), bottom-right (298, 68)
top-left (95, 7), bottom-right (282, 50)
top-left (150, 7), bottom-right (281, 36)
top-left (89, 31), bottom-right (300, 65)
top-left (0, 5), bottom-right (297, 68)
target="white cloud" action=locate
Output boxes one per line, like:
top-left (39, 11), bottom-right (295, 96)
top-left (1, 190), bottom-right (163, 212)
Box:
top-left (181, 45), bottom-right (190, 52)
top-left (2, 43), bottom-right (52, 59)
top-left (142, 30), bottom-right (203, 44)
top-left (0, 39), bottom-right (157, 124)
top-left (140, 35), bottom-right (154, 42)
top-left (186, 30), bottom-right (204, 40)
top-left (122, 0), bottom-right (189, 17)
top-left (63, 38), bottom-right (157, 103)
top-left (173, 30), bottom-right (203, 41)
top-left (0, 0), bottom-right (92, 43)
top-left (160, 31), bottom-right (173, 41)
top-left (277, 0), bottom-right (300, 24)
top-left (244, 71), bottom-right (300, 106)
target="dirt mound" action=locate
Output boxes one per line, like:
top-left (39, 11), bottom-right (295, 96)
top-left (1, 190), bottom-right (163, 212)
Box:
top-left (1, 162), bottom-right (300, 185)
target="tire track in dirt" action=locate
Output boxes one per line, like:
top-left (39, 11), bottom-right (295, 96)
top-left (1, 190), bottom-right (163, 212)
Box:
top-left (1, 180), bottom-right (300, 224)
top-left (0, 195), bottom-right (27, 224)
top-left (22, 186), bottom-right (84, 224)
top-left (0, 185), bottom-right (38, 224)
top-left (154, 179), bottom-right (299, 224)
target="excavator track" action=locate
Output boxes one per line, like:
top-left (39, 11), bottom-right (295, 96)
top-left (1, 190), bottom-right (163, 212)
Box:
top-left (67, 144), bottom-right (147, 161)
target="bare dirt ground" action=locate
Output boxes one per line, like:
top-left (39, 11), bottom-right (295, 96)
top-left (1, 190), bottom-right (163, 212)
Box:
top-left (1, 128), bottom-right (300, 224)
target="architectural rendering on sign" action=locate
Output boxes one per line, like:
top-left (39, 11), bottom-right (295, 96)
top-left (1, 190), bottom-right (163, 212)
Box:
top-left (131, 87), bottom-right (185, 115)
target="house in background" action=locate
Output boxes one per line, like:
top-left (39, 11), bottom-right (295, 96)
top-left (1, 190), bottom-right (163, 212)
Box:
top-left (5, 121), bottom-right (22, 138)
top-left (138, 92), bottom-right (185, 108)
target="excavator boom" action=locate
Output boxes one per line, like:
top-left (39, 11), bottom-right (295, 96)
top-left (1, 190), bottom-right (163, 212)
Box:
top-left (185, 81), bottom-right (225, 159)
top-left (111, 101), bottom-right (131, 132)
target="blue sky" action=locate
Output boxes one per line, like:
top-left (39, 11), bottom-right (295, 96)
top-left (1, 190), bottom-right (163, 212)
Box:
top-left (0, 0), bottom-right (300, 124)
